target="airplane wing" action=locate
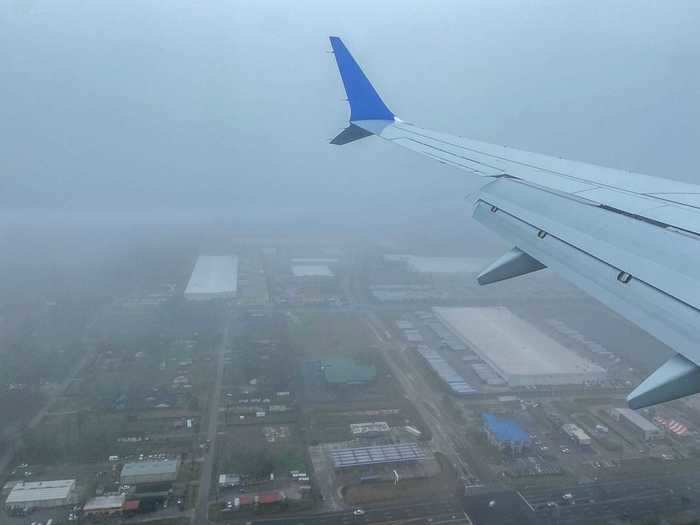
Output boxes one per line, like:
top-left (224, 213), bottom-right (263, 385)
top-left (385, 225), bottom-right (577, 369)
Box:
top-left (328, 36), bottom-right (700, 409)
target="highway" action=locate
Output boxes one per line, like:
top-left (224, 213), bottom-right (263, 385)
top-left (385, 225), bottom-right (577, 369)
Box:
top-left (192, 314), bottom-right (232, 525)
top-left (520, 472), bottom-right (700, 524)
top-left (251, 498), bottom-right (470, 525)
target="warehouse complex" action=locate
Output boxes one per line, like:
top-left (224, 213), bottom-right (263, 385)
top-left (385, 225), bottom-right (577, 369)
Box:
top-left (120, 459), bottom-right (180, 485)
top-left (5, 479), bottom-right (77, 509)
top-left (434, 307), bottom-right (606, 386)
top-left (184, 255), bottom-right (238, 300)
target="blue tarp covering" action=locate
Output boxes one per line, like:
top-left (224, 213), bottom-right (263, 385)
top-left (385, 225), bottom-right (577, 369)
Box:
top-left (482, 413), bottom-right (530, 443)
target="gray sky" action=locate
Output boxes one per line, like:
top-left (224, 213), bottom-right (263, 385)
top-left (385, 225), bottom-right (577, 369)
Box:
top-left (1, 0), bottom-right (699, 224)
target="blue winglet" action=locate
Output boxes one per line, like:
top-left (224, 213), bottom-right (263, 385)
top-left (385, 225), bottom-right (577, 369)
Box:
top-left (329, 37), bottom-right (394, 122)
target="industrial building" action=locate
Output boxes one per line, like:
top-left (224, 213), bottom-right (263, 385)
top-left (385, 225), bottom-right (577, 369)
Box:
top-left (5, 479), bottom-right (77, 509)
top-left (562, 423), bottom-right (592, 446)
top-left (330, 443), bottom-right (426, 469)
top-left (83, 495), bottom-right (126, 517)
top-left (120, 459), bottom-right (180, 485)
top-left (415, 345), bottom-right (477, 395)
top-left (482, 413), bottom-right (531, 454)
top-left (610, 408), bottom-right (664, 441)
top-left (184, 255), bottom-right (238, 300)
top-left (434, 307), bottom-right (606, 386)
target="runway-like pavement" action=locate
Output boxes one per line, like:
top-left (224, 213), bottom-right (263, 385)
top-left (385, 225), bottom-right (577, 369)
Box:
top-left (252, 498), bottom-right (470, 525)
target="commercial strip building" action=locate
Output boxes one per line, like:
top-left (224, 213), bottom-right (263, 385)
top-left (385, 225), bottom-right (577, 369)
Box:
top-left (5, 480), bottom-right (77, 509)
top-left (120, 459), bottom-right (180, 485)
top-left (434, 307), bottom-right (606, 386)
top-left (482, 413), bottom-right (531, 455)
top-left (562, 423), bottom-right (592, 446)
top-left (610, 408), bottom-right (663, 441)
top-left (184, 255), bottom-right (238, 300)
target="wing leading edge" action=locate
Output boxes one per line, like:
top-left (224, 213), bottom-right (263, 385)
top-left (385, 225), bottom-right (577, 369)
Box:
top-left (328, 37), bottom-right (700, 409)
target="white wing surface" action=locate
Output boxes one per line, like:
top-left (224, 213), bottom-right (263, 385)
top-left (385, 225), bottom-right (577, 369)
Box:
top-left (329, 36), bottom-right (700, 409)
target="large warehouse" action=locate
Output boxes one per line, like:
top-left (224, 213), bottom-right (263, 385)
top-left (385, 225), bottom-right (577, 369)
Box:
top-left (433, 307), bottom-right (606, 386)
top-left (120, 459), bottom-right (180, 485)
top-left (5, 479), bottom-right (77, 509)
top-left (184, 255), bottom-right (238, 300)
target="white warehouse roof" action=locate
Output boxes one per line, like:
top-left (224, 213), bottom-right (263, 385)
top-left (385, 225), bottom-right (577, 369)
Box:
top-left (433, 307), bottom-right (606, 386)
top-left (6, 479), bottom-right (75, 505)
top-left (185, 256), bottom-right (238, 299)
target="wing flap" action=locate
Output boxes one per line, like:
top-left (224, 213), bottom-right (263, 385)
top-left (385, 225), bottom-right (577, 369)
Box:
top-left (474, 179), bottom-right (700, 367)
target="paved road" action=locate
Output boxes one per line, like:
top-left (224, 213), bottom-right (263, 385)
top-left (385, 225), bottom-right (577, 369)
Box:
top-left (521, 472), bottom-right (700, 524)
top-left (252, 498), bottom-right (470, 525)
top-left (192, 317), bottom-right (231, 525)
top-left (364, 312), bottom-right (475, 481)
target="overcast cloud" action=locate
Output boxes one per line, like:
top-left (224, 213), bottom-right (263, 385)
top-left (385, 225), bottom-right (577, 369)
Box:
top-left (1, 0), bottom-right (699, 224)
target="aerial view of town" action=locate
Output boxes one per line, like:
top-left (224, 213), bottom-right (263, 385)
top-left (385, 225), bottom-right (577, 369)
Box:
top-left (3, 2), bottom-right (700, 524)
top-left (3, 224), bottom-right (700, 525)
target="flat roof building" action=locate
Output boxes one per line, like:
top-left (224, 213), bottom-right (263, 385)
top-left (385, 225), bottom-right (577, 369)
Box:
top-left (120, 459), bottom-right (180, 485)
top-left (5, 479), bottom-right (77, 509)
top-left (83, 495), bottom-right (126, 516)
top-left (562, 423), bottom-right (592, 446)
top-left (482, 413), bottom-right (530, 455)
top-left (184, 256), bottom-right (238, 300)
top-left (218, 474), bottom-right (241, 488)
top-left (434, 307), bottom-right (606, 386)
top-left (610, 408), bottom-right (663, 441)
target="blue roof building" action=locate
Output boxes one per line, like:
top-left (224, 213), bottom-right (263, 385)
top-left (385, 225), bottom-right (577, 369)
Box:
top-left (482, 413), bottom-right (531, 454)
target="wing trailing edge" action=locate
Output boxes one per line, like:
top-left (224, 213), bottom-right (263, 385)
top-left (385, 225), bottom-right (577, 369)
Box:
top-left (327, 37), bottom-right (700, 410)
